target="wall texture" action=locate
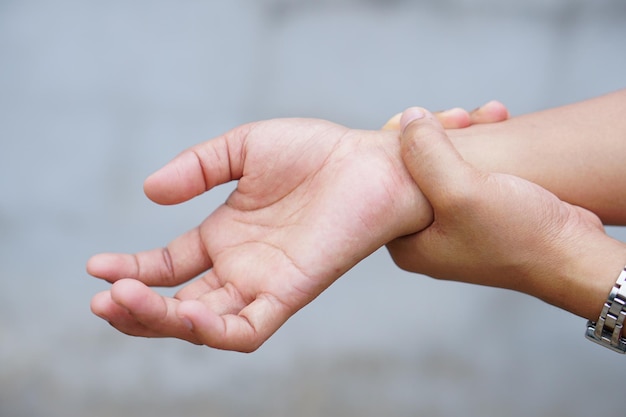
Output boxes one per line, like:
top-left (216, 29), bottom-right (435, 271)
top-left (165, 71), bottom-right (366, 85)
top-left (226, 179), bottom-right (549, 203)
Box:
top-left (1, 1), bottom-right (625, 416)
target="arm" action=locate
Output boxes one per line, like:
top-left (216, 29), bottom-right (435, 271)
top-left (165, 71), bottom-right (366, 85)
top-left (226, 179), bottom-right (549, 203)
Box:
top-left (85, 111), bottom-right (498, 351)
top-left (449, 89), bottom-right (626, 225)
top-left (387, 107), bottom-right (626, 324)
top-left (87, 91), bottom-right (624, 351)
top-left (87, 118), bottom-right (430, 352)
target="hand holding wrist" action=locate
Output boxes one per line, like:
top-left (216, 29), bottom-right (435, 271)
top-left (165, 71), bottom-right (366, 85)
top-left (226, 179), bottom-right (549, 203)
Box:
top-left (386, 107), bottom-right (626, 321)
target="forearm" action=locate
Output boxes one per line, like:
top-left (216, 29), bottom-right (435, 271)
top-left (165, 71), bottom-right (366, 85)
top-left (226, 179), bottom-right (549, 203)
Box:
top-left (449, 89), bottom-right (626, 225)
top-left (387, 103), bottom-right (626, 327)
top-left (538, 233), bottom-right (626, 322)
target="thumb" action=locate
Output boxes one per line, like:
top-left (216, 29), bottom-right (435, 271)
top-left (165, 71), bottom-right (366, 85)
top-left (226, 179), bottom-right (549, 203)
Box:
top-left (399, 107), bottom-right (477, 202)
top-left (144, 125), bottom-right (248, 205)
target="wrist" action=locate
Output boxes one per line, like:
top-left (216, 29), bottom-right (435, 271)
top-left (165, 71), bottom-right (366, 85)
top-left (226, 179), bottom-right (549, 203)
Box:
top-left (536, 233), bottom-right (626, 322)
top-left (375, 129), bottom-right (434, 239)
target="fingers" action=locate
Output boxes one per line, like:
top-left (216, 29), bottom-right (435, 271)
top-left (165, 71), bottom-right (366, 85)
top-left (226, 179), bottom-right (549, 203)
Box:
top-left (90, 281), bottom-right (200, 343)
top-left (383, 109), bottom-right (470, 130)
top-left (177, 292), bottom-right (289, 352)
top-left (381, 112), bottom-right (402, 130)
top-left (86, 226), bottom-right (212, 287)
top-left (437, 108), bottom-right (472, 128)
top-left (468, 100), bottom-right (509, 124)
top-left (91, 280), bottom-right (287, 352)
top-left (399, 107), bottom-right (479, 202)
top-left (143, 123), bottom-right (254, 205)
top-left (90, 290), bottom-right (158, 337)
top-left (382, 100), bottom-right (509, 131)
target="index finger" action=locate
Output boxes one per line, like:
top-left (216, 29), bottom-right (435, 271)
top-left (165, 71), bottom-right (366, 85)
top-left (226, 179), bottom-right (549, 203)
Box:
top-left (86, 226), bottom-right (212, 287)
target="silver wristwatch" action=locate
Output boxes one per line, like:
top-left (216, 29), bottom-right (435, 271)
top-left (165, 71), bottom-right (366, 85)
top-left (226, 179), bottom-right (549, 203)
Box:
top-left (585, 267), bottom-right (626, 353)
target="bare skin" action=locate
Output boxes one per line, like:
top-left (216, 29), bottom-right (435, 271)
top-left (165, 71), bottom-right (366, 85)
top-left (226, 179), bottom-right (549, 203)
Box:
top-left (87, 90), bottom-right (626, 352)
top-left (447, 89), bottom-right (626, 225)
top-left (383, 100), bottom-right (509, 130)
top-left (88, 119), bottom-right (431, 351)
top-left (87, 108), bottom-right (505, 352)
top-left (387, 108), bottom-right (626, 321)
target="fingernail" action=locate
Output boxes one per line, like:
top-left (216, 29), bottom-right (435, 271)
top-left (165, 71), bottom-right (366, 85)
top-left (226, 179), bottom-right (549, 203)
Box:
top-left (400, 108), bottom-right (426, 131)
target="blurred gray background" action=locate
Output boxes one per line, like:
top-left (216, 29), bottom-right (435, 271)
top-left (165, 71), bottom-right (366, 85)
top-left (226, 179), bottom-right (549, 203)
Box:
top-left (2, 0), bottom-right (625, 416)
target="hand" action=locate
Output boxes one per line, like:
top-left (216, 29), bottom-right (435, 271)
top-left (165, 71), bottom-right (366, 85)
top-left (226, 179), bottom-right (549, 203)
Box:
top-left (386, 108), bottom-right (626, 318)
top-left (382, 100), bottom-right (509, 130)
top-left (87, 118), bottom-right (431, 351)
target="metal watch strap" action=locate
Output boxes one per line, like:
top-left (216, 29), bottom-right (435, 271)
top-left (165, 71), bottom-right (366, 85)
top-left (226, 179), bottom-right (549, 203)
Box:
top-left (585, 267), bottom-right (626, 353)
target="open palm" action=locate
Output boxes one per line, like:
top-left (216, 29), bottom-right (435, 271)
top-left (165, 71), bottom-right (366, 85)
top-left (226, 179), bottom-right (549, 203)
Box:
top-left (87, 118), bottom-right (431, 351)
